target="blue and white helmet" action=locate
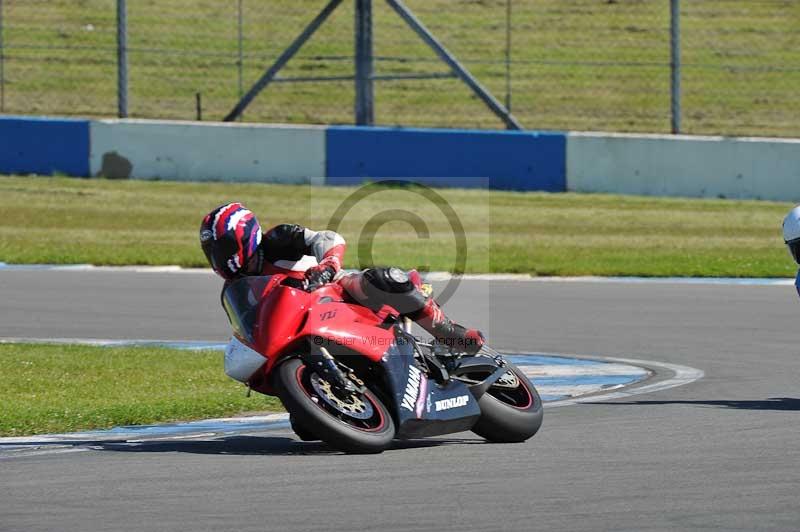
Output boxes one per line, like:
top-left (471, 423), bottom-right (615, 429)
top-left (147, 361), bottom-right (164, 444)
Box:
top-left (782, 205), bottom-right (800, 264)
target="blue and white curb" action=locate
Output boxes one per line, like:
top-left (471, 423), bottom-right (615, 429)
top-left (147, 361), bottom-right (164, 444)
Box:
top-left (0, 340), bottom-right (704, 459)
top-left (510, 354), bottom-right (650, 402)
top-left (546, 356), bottom-right (704, 408)
top-left (0, 415), bottom-right (291, 459)
top-left (0, 337), bottom-right (652, 401)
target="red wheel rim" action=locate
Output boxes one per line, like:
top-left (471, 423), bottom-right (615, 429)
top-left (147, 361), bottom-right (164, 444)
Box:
top-left (488, 369), bottom-right (534, 410)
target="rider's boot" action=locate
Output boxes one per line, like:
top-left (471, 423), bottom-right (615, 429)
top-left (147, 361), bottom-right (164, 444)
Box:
top-left (409, 298), bottom-right (485, 355)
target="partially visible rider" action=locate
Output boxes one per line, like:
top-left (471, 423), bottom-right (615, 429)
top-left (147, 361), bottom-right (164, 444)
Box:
top-left (782, 205), bottom-right (800, 297)
top-left (200, 202), bottom-right (485, 354)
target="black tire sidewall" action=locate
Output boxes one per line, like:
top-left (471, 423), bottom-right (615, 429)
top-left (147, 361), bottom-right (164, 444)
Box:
top-left (289, 415), bottom-right (319, 441)
top-left (471, 364), bottom-right (544, 443)
top-left (275, 358), bottom-right (395, 453)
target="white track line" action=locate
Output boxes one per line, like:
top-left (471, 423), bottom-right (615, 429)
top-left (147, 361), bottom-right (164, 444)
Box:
top-left (0, 337), bottom-right (227, 350)
top-left (0, 415), bottom-right (292, 460)
top-left (523, 363), bottom-right (650, 378)
top-left (426, 273), bottom-right (792, 286)
top-left (1, 447), bottom-right (93, 459)
top-left (0, 263), bottom-right (791, 285)
top-left (497, 349), bottom-right (704, 408)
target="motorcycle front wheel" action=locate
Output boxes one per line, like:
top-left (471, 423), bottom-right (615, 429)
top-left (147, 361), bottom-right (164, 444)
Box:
top-left (470, 363), bottom-right (543, 443)
top-left (275, 357), bottom-right (395, 454)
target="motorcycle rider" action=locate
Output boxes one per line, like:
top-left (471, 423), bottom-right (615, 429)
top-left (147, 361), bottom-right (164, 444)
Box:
top-left (200, 202), bottom-right (485, 354)
top-left (782, 205), bottom-right (800, 296)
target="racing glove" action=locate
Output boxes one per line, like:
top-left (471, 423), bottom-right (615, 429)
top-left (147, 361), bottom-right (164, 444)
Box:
top-left (304, 257), bottom-right (338, 291)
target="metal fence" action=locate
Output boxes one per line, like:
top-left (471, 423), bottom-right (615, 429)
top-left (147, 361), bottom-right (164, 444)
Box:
top-left (0, 0), bottom-right (797, 137)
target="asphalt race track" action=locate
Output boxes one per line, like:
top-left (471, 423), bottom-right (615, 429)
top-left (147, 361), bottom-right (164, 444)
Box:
top-left (1, 269), bottom-right (799, 531)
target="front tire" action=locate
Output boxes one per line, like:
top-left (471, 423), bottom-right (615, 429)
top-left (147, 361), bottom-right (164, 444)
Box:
top-left (275, 358), bottom-right (395, 453)
top-left (289, 415), bottom-right (319, 441)
top-left (471, 364), bottom-right (543, 443)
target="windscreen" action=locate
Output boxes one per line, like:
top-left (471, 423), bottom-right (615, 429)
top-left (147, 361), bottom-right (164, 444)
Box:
top-left (221, 276), bottom-right (273, 345)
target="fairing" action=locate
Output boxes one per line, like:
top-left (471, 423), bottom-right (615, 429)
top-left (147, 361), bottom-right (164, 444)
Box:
top-left (381, 338), bottom-right (481, 439)
top-left (222, 275), bottom-right (395, 376)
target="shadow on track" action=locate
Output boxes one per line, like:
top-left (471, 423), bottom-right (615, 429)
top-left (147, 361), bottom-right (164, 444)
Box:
top-left (594, 397), bottom-right (800, 411)
top-left (93, 435), bottom-right (486, 456)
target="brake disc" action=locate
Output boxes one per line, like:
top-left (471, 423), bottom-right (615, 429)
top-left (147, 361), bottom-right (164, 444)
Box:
top-left (310, 373), bottom-right (374, 420)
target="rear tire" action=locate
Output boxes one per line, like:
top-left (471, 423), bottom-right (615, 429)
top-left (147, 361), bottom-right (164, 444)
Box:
top-left (275, 358), bottom-right (395, 454)
top-left (471, 364), bottom-right (543, 443)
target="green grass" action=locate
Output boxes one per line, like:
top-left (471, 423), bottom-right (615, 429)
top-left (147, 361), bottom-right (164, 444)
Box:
top-left (1, 0), bottom-right (798, 136)
top-left (0, 343), bottom-right (281, 437)
top-left (0, 175), bottom-right (794, 278)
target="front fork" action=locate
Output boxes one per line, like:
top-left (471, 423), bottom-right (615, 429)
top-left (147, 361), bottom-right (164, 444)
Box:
top-left (301, 341), bottom-right (362, 394)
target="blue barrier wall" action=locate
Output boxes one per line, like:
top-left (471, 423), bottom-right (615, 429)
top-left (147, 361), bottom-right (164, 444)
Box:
top-left (326, 126), bottom-right (567, 191)
top-left (0, 116), bottom-right (90, 176)
top-left (5, 116), bottom-right (796, 201)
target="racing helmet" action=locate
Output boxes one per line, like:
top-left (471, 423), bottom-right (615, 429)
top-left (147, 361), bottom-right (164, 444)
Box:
top-left (782, 205), bottom-right (800, 264)
top-left (200, 203), bottom-right (263, 280)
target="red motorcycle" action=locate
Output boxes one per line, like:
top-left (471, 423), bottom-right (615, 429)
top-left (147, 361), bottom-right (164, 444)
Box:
top-left (221, 272), bottom-right (543, 453)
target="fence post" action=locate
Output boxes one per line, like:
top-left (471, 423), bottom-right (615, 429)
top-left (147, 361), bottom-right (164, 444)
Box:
top-left (355, 0), bottom-right (374, 126)
top-left (670, 0), bottom-right (681, 134)
top-left (504, 0), bottom-right (512, 112)
top-left (237, 0), bottom-right (244, 103)
top-left (0, 0), bottom-right (5, 113)
top-left (117, 0), bottom-right (128, 118)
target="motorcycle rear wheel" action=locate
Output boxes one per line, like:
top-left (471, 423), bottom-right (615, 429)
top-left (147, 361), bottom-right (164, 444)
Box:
top-left (275, 358), bottom-right (395, 454)
top-left (471, 364), bottom-right (543, 443)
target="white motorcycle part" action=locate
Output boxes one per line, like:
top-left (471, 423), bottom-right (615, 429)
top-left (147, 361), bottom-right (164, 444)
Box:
top-left (272, 254), bottom-right (318, 272)
top-left (783, 205), bottom-right (800, 264)
top-left (224, 336), bottom-right (267, 383)
top-left (783, 206), bottom-right (800, 242)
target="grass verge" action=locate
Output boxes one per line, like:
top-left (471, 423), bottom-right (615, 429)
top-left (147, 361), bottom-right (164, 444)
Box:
top-left (0, 343), bottom-right (281, 437)
top-left (0, 175), bottom-right (793, 277)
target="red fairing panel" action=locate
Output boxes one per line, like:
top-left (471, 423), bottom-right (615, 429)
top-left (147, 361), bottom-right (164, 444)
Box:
top-left (251, 281), bottom-right (395, 373)
top-left (252, 281), bottom-right (311, 363)
top-left (300, 301), bottom-right (395, 363)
